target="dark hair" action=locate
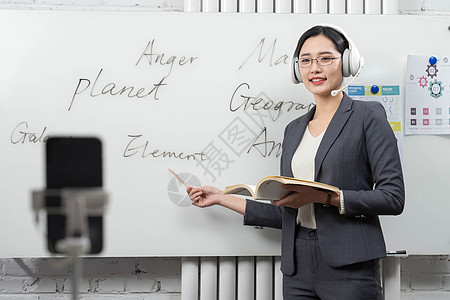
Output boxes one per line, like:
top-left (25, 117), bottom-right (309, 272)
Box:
top-left (293, 25), bottom-right (349, 58)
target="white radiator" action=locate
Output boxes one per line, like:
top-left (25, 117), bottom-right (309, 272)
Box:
top-left (184, 0), bottom-right (399, 14)
top-left (181, 256), bottom-right (283, 300)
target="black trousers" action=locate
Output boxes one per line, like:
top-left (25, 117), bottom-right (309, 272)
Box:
top-left (283, 226), bottom-right (382, 300)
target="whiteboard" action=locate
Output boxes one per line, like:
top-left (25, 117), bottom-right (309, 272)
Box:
top-left (0, 11), bottom-right (449, 257)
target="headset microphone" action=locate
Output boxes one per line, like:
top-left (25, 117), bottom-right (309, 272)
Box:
top-left (331, 56), bottom-right (364, 96)
top-left (331, 76), bottom-right (356, 97)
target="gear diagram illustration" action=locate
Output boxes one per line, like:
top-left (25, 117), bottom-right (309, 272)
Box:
top-left (426, 64), bottom-right (439, 78)
top-left (428, 79), bottom-right (444, 98)
top-left (418, 76), bottom-right (428, 88)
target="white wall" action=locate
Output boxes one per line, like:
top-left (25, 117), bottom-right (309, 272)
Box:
top-left (401, 256), bottom-right (450, 300)
top-left (399, 0), bottom-right (450, 14)
top-left (0, 0), bottom-right (184, 11)
top-left (0, 1), bottom-right (449, 299)
top-left (1, 0), bottom-right (450, 14)
top-left (0, 257), bottom-right (181, 299)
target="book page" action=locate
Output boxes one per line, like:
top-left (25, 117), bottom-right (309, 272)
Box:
top-left (224, 184), bottom-right (256, 198)
top-left (255, 180), bottom-right (290, 200)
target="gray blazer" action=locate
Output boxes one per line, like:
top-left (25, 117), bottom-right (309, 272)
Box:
top-left (244, 93), bottom-right (405, 276)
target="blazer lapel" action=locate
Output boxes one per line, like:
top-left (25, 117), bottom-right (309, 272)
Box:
top-left (283, 107), bottom-right (316, 177)
top-left (314, 93), bottom-right (353, 180)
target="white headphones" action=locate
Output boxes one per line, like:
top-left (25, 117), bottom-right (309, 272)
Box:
top-left (291, 24), bottom-right (364, 87)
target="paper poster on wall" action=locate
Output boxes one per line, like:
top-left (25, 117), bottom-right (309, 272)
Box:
top-left (348, 85), bottom-right (403, 155)
top-left (405, 54), bottom-right (450, 135)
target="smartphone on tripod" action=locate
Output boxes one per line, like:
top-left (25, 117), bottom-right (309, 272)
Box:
top-left (45, 137), bottom-right (103, 254)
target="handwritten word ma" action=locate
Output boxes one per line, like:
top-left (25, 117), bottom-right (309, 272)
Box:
top-left (239, 38), bottom-right (289, 70)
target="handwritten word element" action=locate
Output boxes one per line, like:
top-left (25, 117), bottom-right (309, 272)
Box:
top-left (124, 134), bottom-right (207, 161)
top-left (135, 39), bottom-right (199, 77)
top-left (11, 122), bottom-right (50, 144)
top-left (68, 69), bottom-right (167, 111)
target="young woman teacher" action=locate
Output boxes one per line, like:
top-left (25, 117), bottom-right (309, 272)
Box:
top-left (187, 25), bottom-right (405, 300)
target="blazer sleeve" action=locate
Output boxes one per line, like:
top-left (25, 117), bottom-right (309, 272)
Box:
top-left (243, 199), bottom-right (283, 229)
top-left (342, 102), bottom-right (405, 216)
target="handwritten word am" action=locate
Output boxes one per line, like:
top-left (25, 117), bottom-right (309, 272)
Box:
top-left (11, 122), bottom-right (50, 144)
top-left (230, 83), bottom-right (314, 121)
top-left (68, 68), bottom-right (167, 111)
top-left (135, 39), bottom-right (199, 77)
top-left (239, 38), bottom-right (289, 70)
top-left (124, 134), bottom-right (207, 161)
top-left (247, 127), bottom-right (281, 158)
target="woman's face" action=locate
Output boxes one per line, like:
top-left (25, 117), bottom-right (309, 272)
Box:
top-left (298, 35), bottom-right (343, 97)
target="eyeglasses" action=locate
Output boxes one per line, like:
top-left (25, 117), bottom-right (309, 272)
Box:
top-left (298, 56), bottom-right (341, 68)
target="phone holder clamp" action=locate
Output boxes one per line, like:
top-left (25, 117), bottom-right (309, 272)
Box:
top-left (32, 188), bottom-right (108, 256)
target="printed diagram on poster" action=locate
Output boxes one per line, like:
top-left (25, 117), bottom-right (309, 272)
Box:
top-left (405, 55), bottom-right (450, 134)
top-left (348, 85), bottom-right (403, 154)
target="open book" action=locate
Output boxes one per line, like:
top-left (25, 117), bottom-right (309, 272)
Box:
top-left (224, 176), bottom-right (339, 201)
